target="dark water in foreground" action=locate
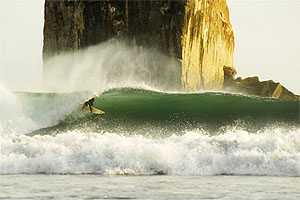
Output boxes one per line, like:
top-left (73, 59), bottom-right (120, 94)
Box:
top-left (1, 175), bottom-right (300, 200)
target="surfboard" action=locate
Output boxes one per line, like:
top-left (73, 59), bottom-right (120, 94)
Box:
top-left (82, 105), bottom-right (105, 115)
top-left (81, 96), bottom-right (105, 115)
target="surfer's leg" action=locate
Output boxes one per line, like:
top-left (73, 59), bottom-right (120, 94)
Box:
top-left (88, 98), bottom-right (95, 112)
top-left (88, 103), bottom-right (93, 112)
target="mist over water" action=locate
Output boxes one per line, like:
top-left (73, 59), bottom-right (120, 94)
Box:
top-left (44, 40), bottom-right (181, 93)
top-left (0, 83), bottom-right (92, 135)
top-left (0, 40), bottom-right (181, 134)
top-left (1, 40), bottom-right (183, 137)
top-left (0, 83), bottom-right (36, 134)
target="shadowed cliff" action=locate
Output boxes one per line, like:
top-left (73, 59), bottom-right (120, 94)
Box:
top-left (43, 0), bottom-right (185, 59)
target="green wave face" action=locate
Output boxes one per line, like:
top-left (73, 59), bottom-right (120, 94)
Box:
top-left (95, 88), bottom-right (299, 123)
top-left (28, 88), bottom-right (299, 135)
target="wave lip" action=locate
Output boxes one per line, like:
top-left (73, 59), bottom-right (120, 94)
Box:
top-left (1, 128), bottom-right (300, 176)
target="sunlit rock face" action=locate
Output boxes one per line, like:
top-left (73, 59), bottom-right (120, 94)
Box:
top-left (182, 0), bottom-right (235, 90)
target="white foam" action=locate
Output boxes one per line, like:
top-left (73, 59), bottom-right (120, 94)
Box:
top-left (0, 83), bottom-right (38, 134)
top-left (1, 128), bottom-right (299, 176)
top-left (0, 82), bottom-right (91, 135)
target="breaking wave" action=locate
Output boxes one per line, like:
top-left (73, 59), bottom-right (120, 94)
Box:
top-left (1, 128), bottom-right (300, 176)
top-left (0, 83), bottom-right (299, 176)
top-left (0, 81), bottom-right (95, 135)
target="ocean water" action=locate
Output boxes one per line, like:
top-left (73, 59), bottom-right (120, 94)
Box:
top-left (1, 175), bottom-right (300, 200)
top-left (0, 85), bottom-right (300, 200)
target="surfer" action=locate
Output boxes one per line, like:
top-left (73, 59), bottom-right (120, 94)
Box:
top-left (83, 97), bottom-right (95, 113)
top-left (81, 97), bottom-right (105, 115)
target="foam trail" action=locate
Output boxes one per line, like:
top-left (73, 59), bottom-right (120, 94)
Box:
top-left (1, 128), bottom-right (299, 176)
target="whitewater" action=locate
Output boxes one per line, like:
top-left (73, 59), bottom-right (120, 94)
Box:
top-left (2, 128), bottom-right (300, 176)
top-left (1, 82), bottom-right (300, 177)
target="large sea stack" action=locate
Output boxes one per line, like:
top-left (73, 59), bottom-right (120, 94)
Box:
top-left (43, 0), bottom-right (235, 91)
top-left (43, 0), bottom-right (298, 100)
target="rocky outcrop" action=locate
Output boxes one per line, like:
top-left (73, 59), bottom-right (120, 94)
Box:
top-left (182, 0), bottom-right (235, 90)
top-left (224, 71), bottom-right (299, 101)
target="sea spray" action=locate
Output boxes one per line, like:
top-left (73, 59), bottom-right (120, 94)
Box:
top-left (0, 83), bottom-right (37, 134)
top-left (16, 92), bottom-right (93, 132)
top-left (0, 82), bottom-right (93, 135)
top-left (1, 127), bottom-right (300, 176)
top-left (44, 40), bottom-right (181, 93)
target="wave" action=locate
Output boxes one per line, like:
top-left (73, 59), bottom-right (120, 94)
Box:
top-left (0, 86), bottom-right (297, 136)
top-left (31, 87), bottom-right (298, 135)
top-left (95, 88), bottom-right (299, 122)
top-left (1, 85), bottom-right (299, 176)
top-left (1, 128), bottom-right (300, 176)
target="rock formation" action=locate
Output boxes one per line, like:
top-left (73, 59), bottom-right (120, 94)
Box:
top-left (43, 0), bottom-right (298, 100)
top-left (43, 0), bottom-right (185, 60)
top-left (43, 1), bottom-right (102, 59)
top-left (223, 70), bottom-right (299, 101)
top-left (182, 0), bottom-right (235, 90)
top-left (43, 0), bottom-right (235, 91)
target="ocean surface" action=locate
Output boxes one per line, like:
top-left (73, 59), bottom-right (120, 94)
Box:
top-left (1, 86), bottom-right (299, 199)
top-left (1, 175), bottom-right (300, 200)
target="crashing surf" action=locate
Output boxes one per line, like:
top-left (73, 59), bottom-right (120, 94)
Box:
top-left (0, 84), bottom-right (299, 176)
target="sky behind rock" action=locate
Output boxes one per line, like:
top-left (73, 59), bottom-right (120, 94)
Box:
top-left (0, 0), bottom-right (299, 93)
